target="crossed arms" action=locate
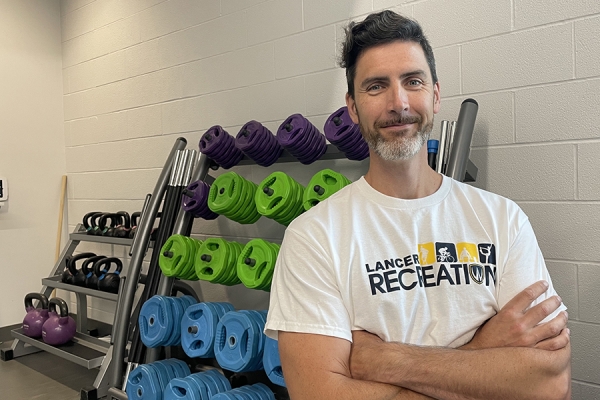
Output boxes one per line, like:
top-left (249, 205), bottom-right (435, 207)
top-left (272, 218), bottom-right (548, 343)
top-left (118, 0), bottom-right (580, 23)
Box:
top-left (278, 281), bottom-right (571, 400)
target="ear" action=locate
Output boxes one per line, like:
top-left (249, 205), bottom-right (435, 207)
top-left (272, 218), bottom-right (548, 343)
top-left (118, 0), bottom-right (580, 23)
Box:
top-left (433, 81), bottom-right (441, 114)
top-left (345, 92), bottom-right (359, 124)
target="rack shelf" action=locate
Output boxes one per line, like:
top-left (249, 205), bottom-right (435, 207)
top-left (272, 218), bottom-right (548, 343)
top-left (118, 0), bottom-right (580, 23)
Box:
top-left (42, 276), bottom-right (119, 301)
top-left (10, 329), bottom-right (108, 369)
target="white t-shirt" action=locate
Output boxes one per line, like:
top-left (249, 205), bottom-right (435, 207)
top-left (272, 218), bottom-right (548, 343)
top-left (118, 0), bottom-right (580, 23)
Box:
top-left (265, 175), bottom-right (565, 348)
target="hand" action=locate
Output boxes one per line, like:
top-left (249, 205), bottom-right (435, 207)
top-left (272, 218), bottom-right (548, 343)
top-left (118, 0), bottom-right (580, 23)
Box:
top-left (349, 330), bottom-right (385, 382)
top-left (465, 280), bottom-right (569, 351)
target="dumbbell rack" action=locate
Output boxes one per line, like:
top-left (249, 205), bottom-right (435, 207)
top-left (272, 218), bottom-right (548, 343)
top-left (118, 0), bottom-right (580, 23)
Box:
top-left (0, 224), bottom-right (147, 399)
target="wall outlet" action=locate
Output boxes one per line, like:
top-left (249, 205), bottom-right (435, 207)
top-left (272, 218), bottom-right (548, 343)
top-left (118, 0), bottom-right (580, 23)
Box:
top-left (0, 177), bottom-right (7, 201)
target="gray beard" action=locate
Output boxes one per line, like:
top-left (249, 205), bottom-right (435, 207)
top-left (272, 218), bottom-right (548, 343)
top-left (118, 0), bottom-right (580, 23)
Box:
top-left (362, 122), bottom-right (433, 161)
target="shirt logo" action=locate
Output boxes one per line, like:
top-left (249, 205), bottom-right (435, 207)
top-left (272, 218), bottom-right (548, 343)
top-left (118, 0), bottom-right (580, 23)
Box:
top-left (364, 241), bottom-right (498, 296)
top-left (469, 263), bottom-right (484, 284)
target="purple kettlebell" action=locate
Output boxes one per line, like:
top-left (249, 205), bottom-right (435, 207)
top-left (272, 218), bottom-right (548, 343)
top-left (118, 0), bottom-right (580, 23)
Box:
top-left (42, 297), bottom-right (76, 345)
top-left (22, 293), bottom-right (50, 338)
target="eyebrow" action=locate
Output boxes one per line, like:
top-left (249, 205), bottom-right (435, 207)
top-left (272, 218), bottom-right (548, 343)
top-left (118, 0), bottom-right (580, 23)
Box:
top-left (360, 69), bottom-right (428, 89)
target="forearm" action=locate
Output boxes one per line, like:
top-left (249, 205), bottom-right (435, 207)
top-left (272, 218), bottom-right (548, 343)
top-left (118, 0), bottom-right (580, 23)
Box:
top-left (374, 343), bottom-right (571, 400)
top-left (287, 371), bottom-right (434, 400)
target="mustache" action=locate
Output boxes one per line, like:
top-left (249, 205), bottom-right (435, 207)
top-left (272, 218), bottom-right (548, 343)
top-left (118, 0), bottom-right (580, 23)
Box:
top-left (376, 115), bottom-right (422, 128)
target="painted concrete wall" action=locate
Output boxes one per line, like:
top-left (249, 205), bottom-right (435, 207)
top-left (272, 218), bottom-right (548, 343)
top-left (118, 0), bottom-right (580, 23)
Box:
top-left (0, 0), bottom-right (66, 326)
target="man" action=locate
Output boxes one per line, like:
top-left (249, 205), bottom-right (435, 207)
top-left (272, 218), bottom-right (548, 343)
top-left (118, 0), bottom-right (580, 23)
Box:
top-left (264, 10), bottom-right (570, 400)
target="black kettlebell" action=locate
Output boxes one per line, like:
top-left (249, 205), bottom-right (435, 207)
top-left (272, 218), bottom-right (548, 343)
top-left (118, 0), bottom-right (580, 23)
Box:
top-left (113, 211), bottom-right (131, 238)
top-left (62, 252), bottom-right (96, 284)
top-left (82, 211), bottom-right (102, 234)
top-left (94, 257), bottom-right (123, 294)
top-left (128, 212), bottom-right (141, 239)
top-left (68, 252), bottom-right (96, 287)
top-left (82, 255), bottom-right (105, 290)
top-left (98, 213), bottom-right (120, 236)
top-left (90, 212), bottom-right (107, 236)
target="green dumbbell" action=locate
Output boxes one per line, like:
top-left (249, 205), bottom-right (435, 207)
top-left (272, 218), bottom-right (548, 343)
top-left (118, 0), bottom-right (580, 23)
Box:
top-left (237, 239), bottom-right (280, 291)
top-left (255, 172), bottom-right (305, 226)
top-left (302, 169), bottom-right (352, 211)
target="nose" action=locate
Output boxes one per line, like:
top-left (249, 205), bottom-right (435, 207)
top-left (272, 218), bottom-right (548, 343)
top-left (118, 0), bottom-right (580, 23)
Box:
top-left (387, 83), bottom-right (409, 113)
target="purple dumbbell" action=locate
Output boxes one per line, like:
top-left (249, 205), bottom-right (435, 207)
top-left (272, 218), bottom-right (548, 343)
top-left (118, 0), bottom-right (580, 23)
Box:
top-left (277, 114), bottom-right (327, 164)
top-left (324, 106), bottom-right (369, 161)
top-left (235, 121), bottom-right (283, 167)
top-left (182, 180), bottom-right (219, 220)
top-left (199, 126), bottom-right (244, 169)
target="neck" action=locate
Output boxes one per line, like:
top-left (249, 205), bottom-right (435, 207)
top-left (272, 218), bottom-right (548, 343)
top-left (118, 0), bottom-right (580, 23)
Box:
top-left (364, 146), bottom-right (442, 199)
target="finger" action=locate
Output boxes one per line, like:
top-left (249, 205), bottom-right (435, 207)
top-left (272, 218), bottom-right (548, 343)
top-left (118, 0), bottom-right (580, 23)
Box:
top-left (523, 295), bottom-right (563, 327)
top-left (535, 328), bottom-right (570, 351)
top-left (529, 310), bottom-right (568, 344)
top-left (502, 280), bottom-right (550, 312)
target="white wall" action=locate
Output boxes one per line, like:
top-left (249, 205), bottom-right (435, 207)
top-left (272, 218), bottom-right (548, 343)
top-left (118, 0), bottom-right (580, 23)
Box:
top-left (60, 0), bottom-right (600, 397)
top-left (0, 0), bottom-right (66, 326)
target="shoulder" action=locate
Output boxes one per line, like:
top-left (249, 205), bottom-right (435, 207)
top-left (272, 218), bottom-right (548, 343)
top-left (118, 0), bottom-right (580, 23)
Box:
top-left (448, 177), bottom-right (529, 228)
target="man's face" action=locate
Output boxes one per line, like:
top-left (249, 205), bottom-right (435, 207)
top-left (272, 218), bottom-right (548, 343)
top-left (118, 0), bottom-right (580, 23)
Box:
top-left (345, 40), bottom-right (440, 161)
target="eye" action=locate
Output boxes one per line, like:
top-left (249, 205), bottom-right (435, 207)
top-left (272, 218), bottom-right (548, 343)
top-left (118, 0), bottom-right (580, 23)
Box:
top-left (367, 84), bottom-right (383, 92)
top-left (407, 79), bottom-right (423, 86)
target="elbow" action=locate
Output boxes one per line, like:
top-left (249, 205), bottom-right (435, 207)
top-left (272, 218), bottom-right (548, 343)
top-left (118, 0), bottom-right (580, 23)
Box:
top-left (542, 371), bottom-right (570, 400)
top-left (539, 354), bottom-right (571, 400)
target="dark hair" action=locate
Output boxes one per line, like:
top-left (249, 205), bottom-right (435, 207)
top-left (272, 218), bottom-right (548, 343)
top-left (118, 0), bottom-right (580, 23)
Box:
top-left (340, 10), bottom-right (437, 98)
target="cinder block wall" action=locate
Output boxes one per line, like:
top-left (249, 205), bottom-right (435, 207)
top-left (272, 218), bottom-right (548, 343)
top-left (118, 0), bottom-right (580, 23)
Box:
top-left (60, 0), bottom-right (600, 396)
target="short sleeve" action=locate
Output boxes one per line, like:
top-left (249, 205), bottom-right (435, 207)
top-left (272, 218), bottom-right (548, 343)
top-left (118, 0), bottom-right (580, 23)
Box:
top-left (264, 228), bottom-right (352, 342)
top-left (497, 217), bottom-right (567, 322)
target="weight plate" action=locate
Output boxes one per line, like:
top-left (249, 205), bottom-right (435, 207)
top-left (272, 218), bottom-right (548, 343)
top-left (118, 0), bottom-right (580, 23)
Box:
top-left (163, 358), bottom-right (191, 378)
top-left (165, 296), bottom-right (186, 347)
top-left (235, 386), bottom-right (261, 400)
top-left (215, 311), bottom-right (259, 372)
top-left (159, 235), bottom-right (194, 277)
top-left (251, 383), bottom-right (276, 400)
top-left (211, 392), bottom-right (237, 400)
top-left (203, 369), bottom-right (231, 394)
top-left (126, 364), bottom-right (162, 400)
top-left (237, 311), bottom-right (264, 371)
top-left (181, 302), bottom-right (221, 358)
top-left (186, 373), bottom-right (211, 399)
top-left (196, 238), bottom-right (228, 283)
top-left (263, 336), bottom-right (286, 387)
top-left (208, 172), bottom-right (244, 215)
top-left (151, 360), bottom-right (177, 390)
top-left (139, 296), bottom-right (173, 348)
top-left (237, 240), bottom-right (277, 290)
top-left (164, 377), bottom-right (203, 400)
top-left (195, 371), bottom-right (220, 398)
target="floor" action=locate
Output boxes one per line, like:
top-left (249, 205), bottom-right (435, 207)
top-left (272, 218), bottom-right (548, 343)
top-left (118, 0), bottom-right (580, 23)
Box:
top-left (0, 324), bottom-right (99, 400)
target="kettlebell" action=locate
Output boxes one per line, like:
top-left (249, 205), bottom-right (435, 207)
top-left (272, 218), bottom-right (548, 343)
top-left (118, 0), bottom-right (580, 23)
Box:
top-left (94, 257), bottom-right (123, 294)
top-left (128, 211), bottom-right (141, 239)
top-left (22, 293), bottom-right (50, 338)
top-left (82, 211), bottom-right (102, 234)
top-left (113, 211), bottom-right (131, 238)
top-left (82, 255), bottom-right (105, 290)
top-left (87, 212), bottom-right (105, 235)
top-left (42, 298), bottom-right (76, 346)
top-left (62, 252), bottom-right (96, 285)
top-left (98, 213), bottom-right (120, 236)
